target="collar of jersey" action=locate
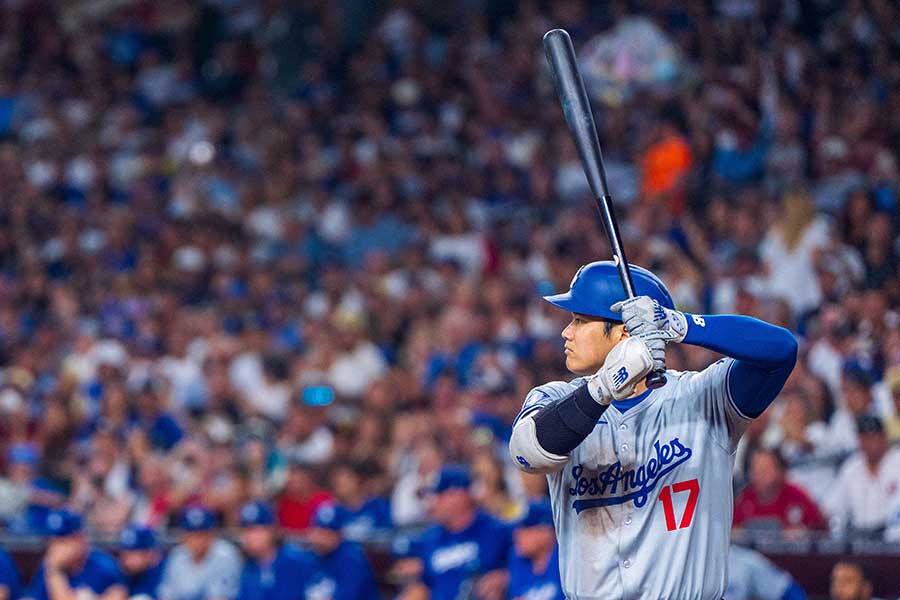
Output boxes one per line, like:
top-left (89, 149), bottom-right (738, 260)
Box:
top-left (610, 387), bottom-right (654, 413)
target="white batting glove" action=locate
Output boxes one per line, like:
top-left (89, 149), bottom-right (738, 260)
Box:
top-left (611, 296), bottom-right (688, 343)
top-left (586, 336), bottom-right (654, 404)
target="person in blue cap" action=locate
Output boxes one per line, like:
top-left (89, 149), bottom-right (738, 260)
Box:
top-left (0, 545), bottom-right (22, 600)
top-left (236, 500), bottom-right (323, 600)
top-left (398, 464), bottom-right (512, 600)
top-left (157, 506), bottom-right (242, 600)
top-left (507, 500), bottom-right (563, 600)
top-left (117, 524), bottom-right (165, 599)
top-left (304, 503), bottom-right (379, 600)
top-left (22, 509), bottom-right (126, 600)
top-left (328, 460), bottom-right (392, 543)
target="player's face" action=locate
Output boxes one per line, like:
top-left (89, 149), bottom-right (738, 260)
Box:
top-left (119, 549), bottom-right (157, 575)
top-left (561, 314), bottom-right (624, 375)
top-left (305, 527), bottom-right (341, 555)
top-left (830, 563), bottom-right (869, 600)
top-left (239, 526), bottom-right (275, 558)
top-left (183, 531), bottom-right (215, 559)
top-left (429, 488), bottom-right (469, 525)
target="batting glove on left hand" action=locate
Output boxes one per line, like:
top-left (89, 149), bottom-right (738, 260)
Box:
top-left (611, 296), bottom-right (688, 343)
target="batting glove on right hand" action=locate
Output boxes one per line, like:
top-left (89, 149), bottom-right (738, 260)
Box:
top-left (586, 336), bottom-right (654, 404)
top-left (611, 296), bottom-right (688, 342)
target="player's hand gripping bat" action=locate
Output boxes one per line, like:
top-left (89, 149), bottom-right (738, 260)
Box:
top-left (543, 28), bottom-right (666, 389)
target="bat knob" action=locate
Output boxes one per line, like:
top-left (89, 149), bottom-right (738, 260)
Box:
top-left (645, 371), bottom-right (667, 389)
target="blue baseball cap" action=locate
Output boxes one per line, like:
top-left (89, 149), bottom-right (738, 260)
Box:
top-left (543, 261), bottom-right (674, 322)
top-left (7, 443), bottom-right (39, 466)
top-left (119, 525), bottom-right (157, 550)
top-left (180, 506), bottom-right (217, 532)
top-left (311, 504), bottom-right (347, 531)
top-left (45, 509), bottom-right (83, 537)
top-left (516, 500), bottom-right (554, 528)
top-left (430, 465), bottom-right (472, 494)
top-left (239, 501), bottom-right (276, 527)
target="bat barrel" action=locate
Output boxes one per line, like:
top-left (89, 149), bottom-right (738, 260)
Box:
top-left (542, 29), bottom-right (611, 202)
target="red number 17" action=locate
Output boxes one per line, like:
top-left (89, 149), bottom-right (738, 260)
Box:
top-left (658, 478), bottom-right (700, 531)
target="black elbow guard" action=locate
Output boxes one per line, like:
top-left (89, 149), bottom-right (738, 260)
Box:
top-left (532, 384), bottom-right (608, 455)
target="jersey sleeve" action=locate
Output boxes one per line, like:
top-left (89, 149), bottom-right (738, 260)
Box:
top-left (514, 380), bottom-right (580, 426)
top-left (482, 519), bottom-right (513, 571)
top-left (679, 358), bottom-right (752, 452)
top-left (0, 551), bottom-right (21, 600)
top-left (332, 547), bottom-right (377, 600)
top-left (94, 552), bottom-right (126, 592)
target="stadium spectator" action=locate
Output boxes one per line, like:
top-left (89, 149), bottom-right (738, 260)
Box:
top-left (0, 442), bottom-right (52, 533)
top-left (304, 503), bottom-right (379, 600)
top-left (507, 499), bottom-right (563, 600)
top-left (390, 436), bottom-right (444, 528)
top-left (733, 449), bottom-right (827, 534)
top-left (22, 509), bottom-right (126, 600)
top-left (117, 524), bottom-right (165, 600)
top-left (726, 545), bottom-right (806, 600)
top-left (828, 366), bottom-right (879, 456)
top-left (829, 561), bottom-right (880, 600)
top-left (825, 416), bottom-right (900, 539)
top-left (0, 546), bottom-right (21, 600)
top-left (470, 452), bottom-right (524, 522)
top-left (275, 462), bottom-right (332, 533)
top-left (157, 507), bottom-right (242, 600)
top-left (328, 460), bottom-right (392, 542)
top-left (883, 368), bottom-right (900, 443)
top-left (399, 465), bottom-right (511, 600)
top-left (236, 501), bottom-right (323, 600)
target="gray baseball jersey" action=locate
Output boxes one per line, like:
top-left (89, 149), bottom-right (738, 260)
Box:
top-left (158, 538), bottom-right (243, 600)
top-left (517, 358), bottom-right (750, 599)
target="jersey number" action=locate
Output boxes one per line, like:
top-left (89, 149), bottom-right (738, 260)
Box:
top-left (658, 478), bottom-right (699, 531)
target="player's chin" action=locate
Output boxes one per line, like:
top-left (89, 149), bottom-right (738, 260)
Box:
top-left (565, 355), bottom-right (590, 376)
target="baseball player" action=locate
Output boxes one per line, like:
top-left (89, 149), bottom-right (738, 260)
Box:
top-left (398, 465), bottom-right (512, 600)
top-left (157, 507), bottom-right (243, 600)
top-left (23, 509), bottom-right (127, 600)
top-left (507, 499), bottom-right (564, 600)
top-left (117, 524), bottom-right (165, 599)
top-left (236, 501), bottom-right (323, 600)
top-left (509, 261), bottom-right (798, 599)
top-left (305, 503), bottom-right (379, 600)
top-left (0, 545), bottom-right (22, 600)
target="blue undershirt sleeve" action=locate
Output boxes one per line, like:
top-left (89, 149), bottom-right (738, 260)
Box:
top-left (682, 314), bottom-right (798, 418)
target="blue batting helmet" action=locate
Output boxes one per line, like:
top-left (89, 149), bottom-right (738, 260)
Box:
top-left (543, 261), bottom-right (674, 321)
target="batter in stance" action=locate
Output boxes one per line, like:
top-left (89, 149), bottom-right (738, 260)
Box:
top-left (509, 261), bottom-right (797, 599)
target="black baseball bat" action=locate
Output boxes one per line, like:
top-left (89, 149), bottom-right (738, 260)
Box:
top-left (543, 28), bottom-right (666, 389)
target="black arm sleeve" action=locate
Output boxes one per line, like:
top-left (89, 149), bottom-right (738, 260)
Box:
top-left (532, 384), bottom-right (608, 455)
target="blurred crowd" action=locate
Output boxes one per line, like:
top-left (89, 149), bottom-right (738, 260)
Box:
top-left (0, 0), bottom-right (899, 596)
